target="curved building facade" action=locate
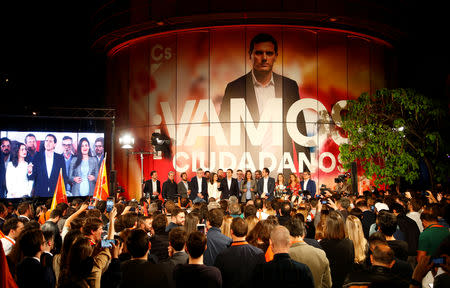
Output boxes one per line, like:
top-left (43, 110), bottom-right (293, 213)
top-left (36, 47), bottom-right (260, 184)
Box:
top-left (93, 1), bottom-right (401, 199)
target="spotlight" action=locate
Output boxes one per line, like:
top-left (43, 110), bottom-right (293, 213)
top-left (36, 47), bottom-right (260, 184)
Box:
top-left (119, 134), bottom-right (135, 149)
top-left (151, 132), bottom-right (171, 158)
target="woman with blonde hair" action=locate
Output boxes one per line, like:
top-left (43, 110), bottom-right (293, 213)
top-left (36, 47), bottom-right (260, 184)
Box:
top-left (345, 215), bottom-right (368, 264)
top-left (221, 215), bottom-right (233, 238)
top-left (244, 215), bottom-right (259, 236)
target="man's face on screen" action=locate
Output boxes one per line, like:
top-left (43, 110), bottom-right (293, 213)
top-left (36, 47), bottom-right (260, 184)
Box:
top-left (62, 139), bottom-right (73, 154)
top-left (1, 141), bottom-right (10, 155)
top-left (95, 141), bottom-right (104, 157)
top-left (44, 136), bottom-right (56, 152)
top-left (25, 137), bottom-right (37, 152)
top-left (250, 42), bottom-right (277, 73)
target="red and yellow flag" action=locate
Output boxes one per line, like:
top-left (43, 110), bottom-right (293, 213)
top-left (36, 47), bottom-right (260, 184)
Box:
top-left (94, 156), bottom-right (109, 201)
top-left (50, 169), bottom-right (68, 210)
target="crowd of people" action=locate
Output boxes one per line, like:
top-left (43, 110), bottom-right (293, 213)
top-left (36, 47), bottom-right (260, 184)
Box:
top-left (0, 135), bottom-right (105, 199)
top-left (1, 167), bottom-right (450, 288)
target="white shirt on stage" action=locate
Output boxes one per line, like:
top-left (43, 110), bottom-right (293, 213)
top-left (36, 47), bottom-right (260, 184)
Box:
top-left (6, 161), bottom-right (33, 198)
top-left (208, 182), bottom-right (221, 200)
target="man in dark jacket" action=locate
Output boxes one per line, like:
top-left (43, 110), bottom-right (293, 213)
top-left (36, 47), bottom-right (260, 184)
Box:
top-left (215, 218), bottom-right (265, 288)
top-left (204, 208), bottom-right (232, 266)
top-left (252, 225), bottom-right (314, 288)
top-left (356, 199), bottom-right (376, 239)
top-left (218, 169), bottom-right (239, 200)
top-left (121, 229), bottom-right (173, 288)
top-left (167, 228), bottom-right (189, 266)
top-left (143, 170), bottom-right (161, 200)
top-left (28, 134), bottom-right (68, 197)
top-left (149, 214), bottom-right (170, 262)
top-left (344, 244), bottom-right (409, 287)
top-left (162, 171), bottom-right (178, 201)
top-left (41, 208), bottom-right (63, 255)
top-left (16, 228), bottom-right (54, 288)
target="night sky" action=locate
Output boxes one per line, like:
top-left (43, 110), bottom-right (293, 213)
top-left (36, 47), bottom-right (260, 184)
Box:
top-left (0, 2), bottom-right (448, 116)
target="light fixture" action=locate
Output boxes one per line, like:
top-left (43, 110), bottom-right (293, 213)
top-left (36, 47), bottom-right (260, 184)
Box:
top-left (119, 134), bottom-right (135, 149)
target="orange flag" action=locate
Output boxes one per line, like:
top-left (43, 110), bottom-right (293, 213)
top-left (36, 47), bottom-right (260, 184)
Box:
top-left (0, 230), bottom-right (5, 239)
top-left (50, 169), bottom-right (68, 210)
top-left (0, 241), bottom-right (18, 288)
top-left (94, 156), bottom-right (109, 201)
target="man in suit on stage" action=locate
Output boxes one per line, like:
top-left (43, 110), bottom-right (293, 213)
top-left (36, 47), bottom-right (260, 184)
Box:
top-left (190, 168), bottom-right (208, 203)
top-left (257, 168), bottom-right (275, 201)
top-left (177, 172), bottom-right (191, 199)
top-left (143, 170), bottom-right (161, 200)
top-left (94, 137), bottom-right (105, 171)
top-left (218, 169), bottom-right (239, 200)
top-left (28, 134), bottom-right (67, 198)
top-left (219, 33), bottom-right (310, 173)
top-left (300, 171), bottom-right (317, 198)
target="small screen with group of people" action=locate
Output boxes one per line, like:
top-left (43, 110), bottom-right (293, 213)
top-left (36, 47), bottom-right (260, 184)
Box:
top-left (0, 131), bottom-right (105, 199)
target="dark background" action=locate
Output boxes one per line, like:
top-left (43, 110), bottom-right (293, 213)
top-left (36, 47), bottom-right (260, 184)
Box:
top-left (0, 1), bottom-right (448, 115)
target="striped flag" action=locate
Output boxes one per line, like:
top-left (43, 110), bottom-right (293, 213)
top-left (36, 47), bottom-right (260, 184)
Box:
top-left (50, 169), bottom-right (68, 210)
top-left (93, 156), bottom-right (109, 201)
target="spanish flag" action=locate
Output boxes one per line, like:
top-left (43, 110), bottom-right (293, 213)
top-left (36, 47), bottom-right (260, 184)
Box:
top-left (50, 169), bottom-right (68, 210)
top-left (94, 156), bottom-right (109, 201)
top-left (0, 241), bottom-right (18, 288)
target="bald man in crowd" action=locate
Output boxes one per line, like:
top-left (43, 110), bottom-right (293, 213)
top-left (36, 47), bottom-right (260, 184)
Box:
top-left (252, 225), bottom-right (314, 288)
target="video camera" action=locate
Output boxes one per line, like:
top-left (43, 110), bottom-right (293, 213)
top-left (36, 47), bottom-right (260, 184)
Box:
top-left (319, 184), bottom-right (331, 196)
top-left (334, 172), bottom-right (351, 183)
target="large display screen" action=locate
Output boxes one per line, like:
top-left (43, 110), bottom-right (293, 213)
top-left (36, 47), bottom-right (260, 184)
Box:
top-left (108, 26), bottom-right (393, 199)
top-left (0, 131), bottom-right (105, 198)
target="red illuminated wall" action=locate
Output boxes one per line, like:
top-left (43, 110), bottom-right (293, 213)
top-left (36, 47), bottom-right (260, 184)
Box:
top-left (107, 25), bottom-right (394, 200)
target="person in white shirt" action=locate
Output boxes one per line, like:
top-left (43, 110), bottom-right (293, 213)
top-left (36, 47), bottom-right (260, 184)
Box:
top-left (254, 198), bottom-right (269, 220)
top-left (406, 198), bottom-right (424, 232)
top-left (0, 217), bottom-right (25, 255)
top-left (208, 172), bottom-right (221, 200)
top-left (6, 142), bottom-right (33, 198)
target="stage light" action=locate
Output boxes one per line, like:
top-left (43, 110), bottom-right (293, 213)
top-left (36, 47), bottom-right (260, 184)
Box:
top-left (398, 126), bottom-right (404, 132)
top-left (119, 134), bottom-right (135, 149)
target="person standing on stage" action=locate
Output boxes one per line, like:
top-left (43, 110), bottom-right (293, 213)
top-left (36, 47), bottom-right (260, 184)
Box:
top-left (143, 170), bottom-right (161, 200)
top-left (29, 134), bottom-right (67, 197)
top-left (219, 169), bottom-right (239, 200)
top-left (177, 172), bottom-right (191, 199)
top-left (68, 137), bottom-right (98, 197)
top-left (162, 171), bottom-right (178, 201)
top-left (190, 168), bottom-right (208, 203)
top-left (6, 142), bottom-right (33, 198)
top-left (257, 168), bottom-right (275, 201)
